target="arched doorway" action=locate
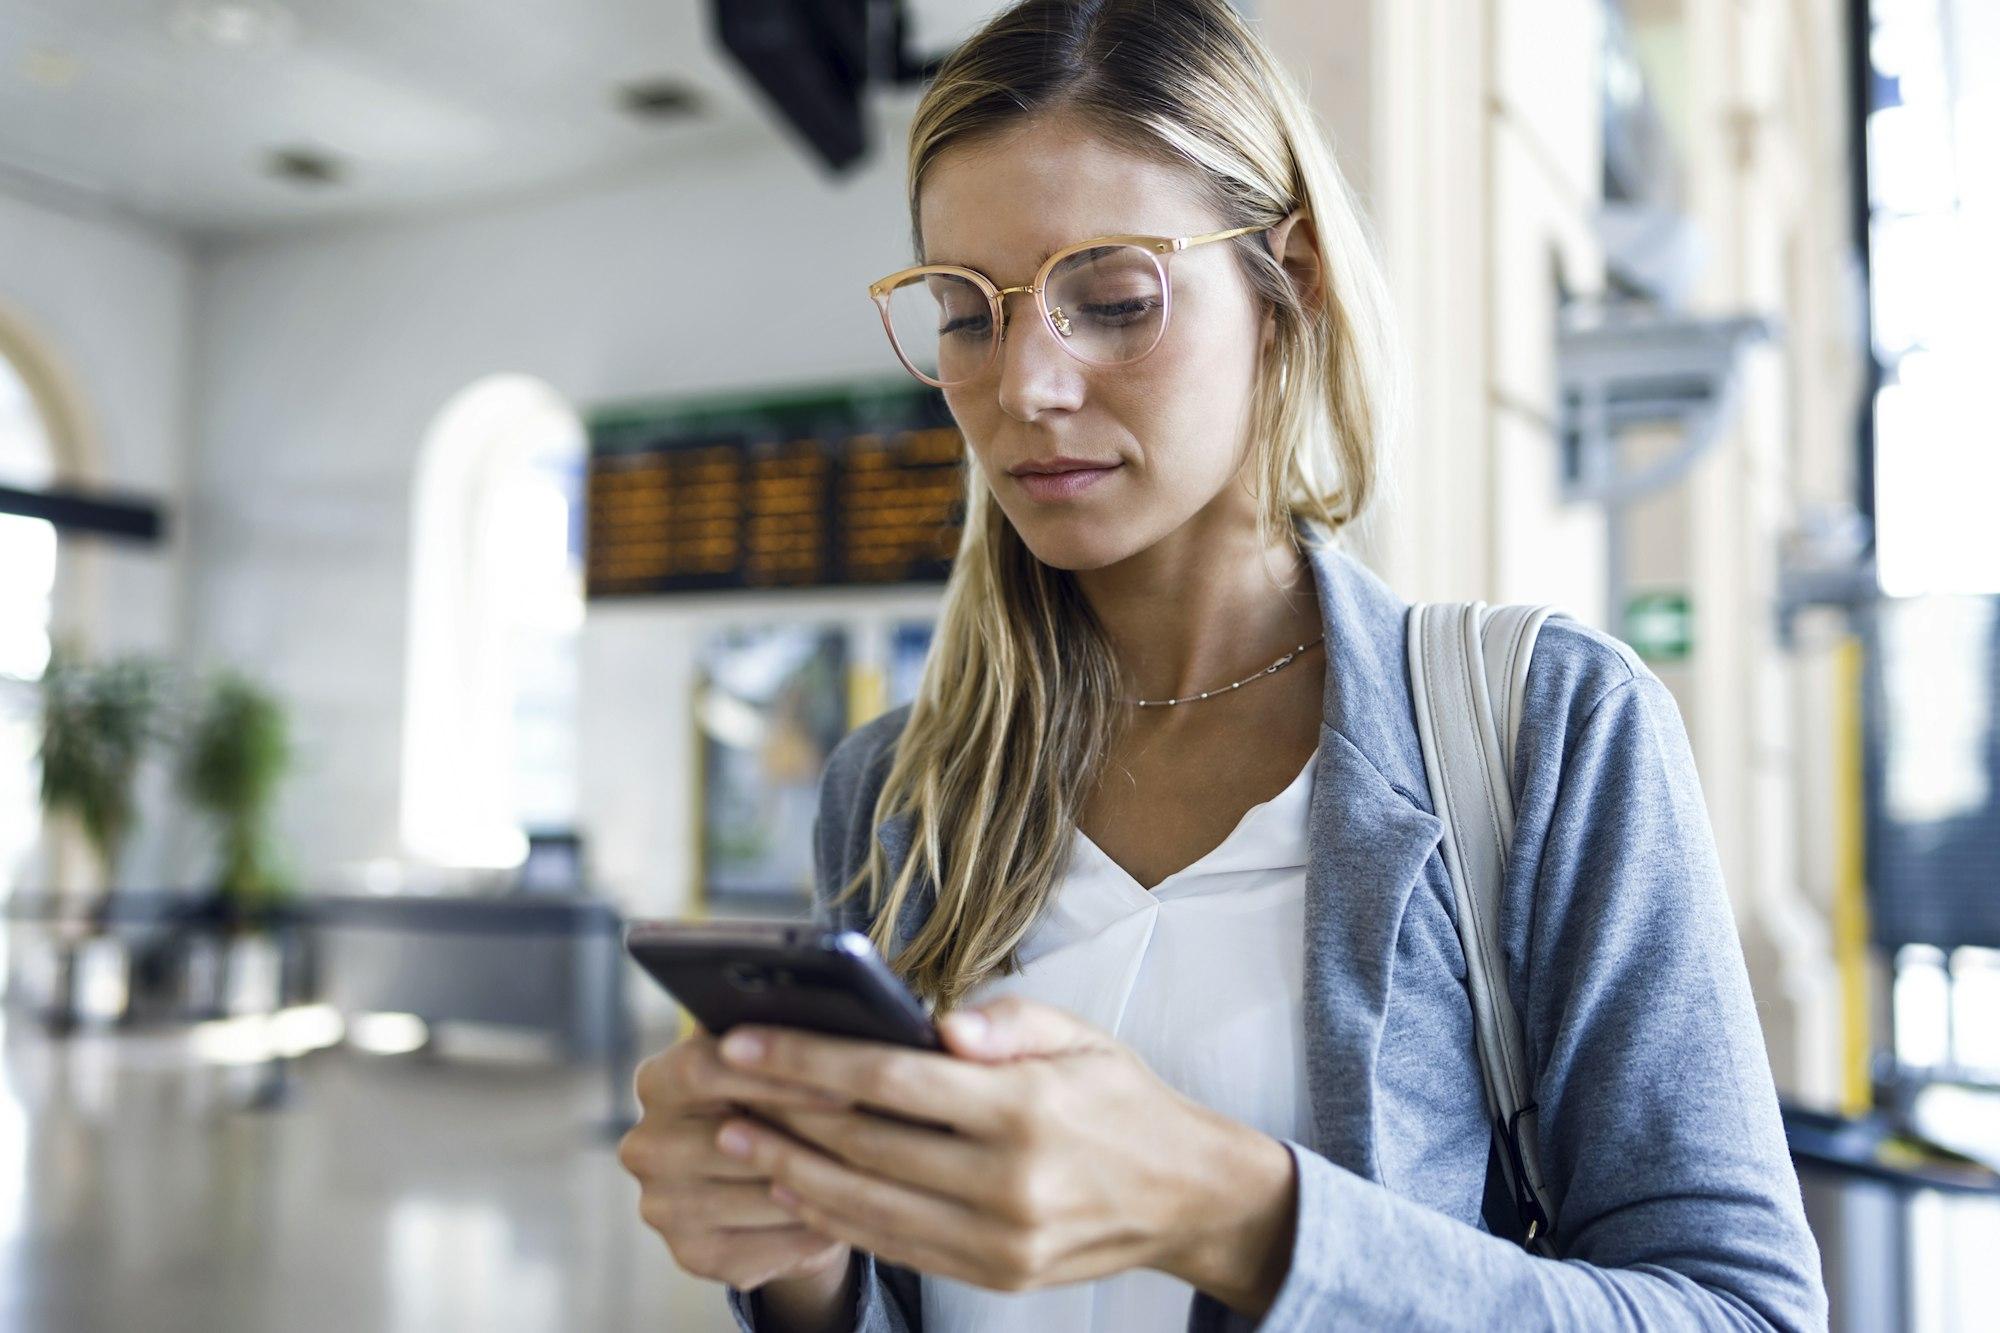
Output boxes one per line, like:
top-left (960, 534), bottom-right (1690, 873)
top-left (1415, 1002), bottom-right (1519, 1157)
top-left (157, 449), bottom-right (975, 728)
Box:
top-left (401, 375), bottom-right (585, 870)
top-left (0, 343), bottom-right (61, 892)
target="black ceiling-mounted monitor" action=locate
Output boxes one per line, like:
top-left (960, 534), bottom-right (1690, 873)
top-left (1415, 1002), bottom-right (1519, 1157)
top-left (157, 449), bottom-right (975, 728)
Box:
top-left (710, 0), bottom-right (939, 172)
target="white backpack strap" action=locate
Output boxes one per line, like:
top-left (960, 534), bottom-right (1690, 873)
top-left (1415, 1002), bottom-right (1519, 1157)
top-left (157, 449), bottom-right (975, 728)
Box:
top-left (1408, 600), bottom-right (1563, 1253)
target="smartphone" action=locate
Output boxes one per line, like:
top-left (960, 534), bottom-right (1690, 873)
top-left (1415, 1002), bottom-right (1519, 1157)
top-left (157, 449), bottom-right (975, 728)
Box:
top-left (623, 918), bottom-right (943, 1052)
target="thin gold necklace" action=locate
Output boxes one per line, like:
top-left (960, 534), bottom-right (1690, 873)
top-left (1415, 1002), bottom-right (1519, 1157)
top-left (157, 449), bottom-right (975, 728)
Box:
top-left (1122, 633), bottom-right (1326, 708)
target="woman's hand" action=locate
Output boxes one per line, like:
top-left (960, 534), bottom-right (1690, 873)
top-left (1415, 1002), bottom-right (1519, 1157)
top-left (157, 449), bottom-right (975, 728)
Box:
top-left (616, 1021), bottom-right (861, 1295)
top-left (708, 995), bottom-right (1298, 1312)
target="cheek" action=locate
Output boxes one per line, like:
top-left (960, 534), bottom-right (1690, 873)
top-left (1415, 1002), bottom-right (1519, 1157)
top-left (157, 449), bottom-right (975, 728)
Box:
top-left (1166, 278), bottom-right (1265, 378)
top-left (940, 392), bottom-right (1004, 471)
top-left (1126, 327), bottom-right (1260, 466)
top-left (1129, 385), bottom-right (1242, 486)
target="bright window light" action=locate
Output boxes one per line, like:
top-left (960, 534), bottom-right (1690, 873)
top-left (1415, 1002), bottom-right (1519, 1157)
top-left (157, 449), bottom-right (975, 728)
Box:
top-left (402, 375), bottom-right (584, 871)
top-left (347, 1011), bottom-right (430, 1055)
top-left (0, 352), bottom-right (56, 895)
top-left (1869, 0), bottom-right (2000, 597)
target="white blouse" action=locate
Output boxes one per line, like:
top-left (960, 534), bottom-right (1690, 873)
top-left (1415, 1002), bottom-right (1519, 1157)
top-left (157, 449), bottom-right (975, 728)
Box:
top-left (922, 748), bottom-right (1321, 1332)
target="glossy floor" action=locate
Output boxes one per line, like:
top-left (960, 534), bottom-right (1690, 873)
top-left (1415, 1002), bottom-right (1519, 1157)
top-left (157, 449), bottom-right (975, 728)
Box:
top-left (7, 1008), bottom-right (1998, 1332)
top-left (0, 1012), bottom-right (737, 1333)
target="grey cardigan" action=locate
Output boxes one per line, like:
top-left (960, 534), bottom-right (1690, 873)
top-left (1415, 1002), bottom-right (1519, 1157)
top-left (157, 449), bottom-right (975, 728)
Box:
top-left (725, 520), bottom-right (1827, 1332)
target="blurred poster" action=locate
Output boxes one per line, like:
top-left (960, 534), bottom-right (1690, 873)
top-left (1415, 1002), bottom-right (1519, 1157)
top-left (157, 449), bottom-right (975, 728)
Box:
top-left (697, 625), bottom-right (848, 908)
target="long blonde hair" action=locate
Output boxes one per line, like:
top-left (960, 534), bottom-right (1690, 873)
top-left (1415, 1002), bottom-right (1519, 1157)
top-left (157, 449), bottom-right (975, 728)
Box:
top-left (831, 0), bottom-right (1400, 1011)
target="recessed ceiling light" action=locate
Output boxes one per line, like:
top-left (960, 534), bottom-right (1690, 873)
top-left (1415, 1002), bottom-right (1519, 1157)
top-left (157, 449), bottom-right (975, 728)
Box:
top-left (265, 146), bottom-right (344, 187)
top-left (171, 1), bottom-right (298, 54)
top-left (616, 78), bottom-right (704, 122)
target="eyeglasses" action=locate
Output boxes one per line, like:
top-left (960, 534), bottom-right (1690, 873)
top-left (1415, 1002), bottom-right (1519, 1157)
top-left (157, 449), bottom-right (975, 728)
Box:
top-left (866, 224), bottom-right (1271, 389)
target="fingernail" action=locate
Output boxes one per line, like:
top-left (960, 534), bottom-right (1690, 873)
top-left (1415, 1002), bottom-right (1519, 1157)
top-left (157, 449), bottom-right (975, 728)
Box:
top-left (771, 1184), bottom-right (800, 1208)
top-left (943, 1010), bottom-right (987, 1044)
top-left (718, 1124), bottom-right (754, 1158)
top-left (720, 1032), bottom-right (765, 1065)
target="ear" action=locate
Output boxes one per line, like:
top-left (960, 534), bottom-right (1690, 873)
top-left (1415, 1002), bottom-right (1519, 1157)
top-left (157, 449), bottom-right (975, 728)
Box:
top-left (1260, 207), bottom-right (1324, 347)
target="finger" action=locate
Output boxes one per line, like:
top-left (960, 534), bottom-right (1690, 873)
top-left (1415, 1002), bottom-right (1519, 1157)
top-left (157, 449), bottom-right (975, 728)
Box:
top-left (715, 1027), bottom-right (1016, 1138)
top-left (689, 1225), bottom-right (849, 1290)
top-left (684, 1178), bottom-right (815, 1230)
top-left (637, 1045), bottom-right (839, 1118)
top-left (726, 1118), bottom-right (1016, 1274)
top-left (939, 995), bottom-right (1107, 1061)
top-left (694, 1103), bottom-right (855, 1182)
top-left (744, 1105), bottom-right (1003, 1207)
top-left (769, 1191), bottom-right (993, 1289)
top-left (672, 1042), bottom-right (854, 1115)
top-left (782, 1186), bottom-right (1110, 1294)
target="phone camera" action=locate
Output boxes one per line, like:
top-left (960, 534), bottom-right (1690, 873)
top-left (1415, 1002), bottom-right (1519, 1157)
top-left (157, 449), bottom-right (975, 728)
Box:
top-left (724, 962), bottom-right (769, 992)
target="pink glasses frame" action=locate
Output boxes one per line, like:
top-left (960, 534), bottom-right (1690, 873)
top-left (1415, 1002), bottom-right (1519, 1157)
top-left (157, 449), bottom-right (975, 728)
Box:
top-left (865, 223), bottom-right (1272, 389)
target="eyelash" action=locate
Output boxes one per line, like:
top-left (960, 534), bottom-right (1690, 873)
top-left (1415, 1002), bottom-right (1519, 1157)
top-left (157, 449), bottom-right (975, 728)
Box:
top-left (937, 297), bottom-right (1156, 339)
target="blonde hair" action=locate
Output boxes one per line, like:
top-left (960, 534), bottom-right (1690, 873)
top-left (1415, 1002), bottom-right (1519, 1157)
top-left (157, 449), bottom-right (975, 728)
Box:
top-left (831, 0), bottom-right (1400, 1011)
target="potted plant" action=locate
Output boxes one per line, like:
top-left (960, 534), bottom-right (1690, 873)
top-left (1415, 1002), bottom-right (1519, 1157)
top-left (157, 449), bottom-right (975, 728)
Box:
top-left (176, 670), bottom-right (295, 1013)
top-left (36, 643), bottom-right (171, 913)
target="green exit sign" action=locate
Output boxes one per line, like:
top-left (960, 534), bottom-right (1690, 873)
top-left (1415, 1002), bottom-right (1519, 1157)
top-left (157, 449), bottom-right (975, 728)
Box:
top-left (1625, 591), bottom-right (1692, 662)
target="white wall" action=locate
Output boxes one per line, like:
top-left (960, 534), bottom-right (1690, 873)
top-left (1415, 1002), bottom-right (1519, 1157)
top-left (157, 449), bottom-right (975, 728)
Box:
top-left (0, 182), bottom-right (196, 889)
top-left (185, 121), bottom-right (944, 948)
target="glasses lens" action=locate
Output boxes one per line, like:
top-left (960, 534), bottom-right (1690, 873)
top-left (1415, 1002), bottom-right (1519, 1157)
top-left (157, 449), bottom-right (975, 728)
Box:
top-left (1043, 245), bottom-right (1166, 365)
top-left (883, 271), bottom-right (993, 386)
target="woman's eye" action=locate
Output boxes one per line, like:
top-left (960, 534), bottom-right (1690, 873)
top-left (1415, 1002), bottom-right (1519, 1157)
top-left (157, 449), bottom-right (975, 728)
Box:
top-left (938, 313), bottom-right (992, 337)
top-left (1081, 297), bottom-right (1158, 326)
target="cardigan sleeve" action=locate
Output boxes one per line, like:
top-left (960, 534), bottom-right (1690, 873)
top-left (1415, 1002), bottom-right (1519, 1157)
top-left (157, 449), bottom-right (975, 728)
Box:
top-left (1184, 672), bottom-right (1828, 1333)
top-left (723, 711), bottom-right (930, 1332)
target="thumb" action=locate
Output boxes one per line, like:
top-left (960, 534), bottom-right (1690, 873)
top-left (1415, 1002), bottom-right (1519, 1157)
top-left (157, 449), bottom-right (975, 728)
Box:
top-left (938, 995), bottom-right (1105, 1061)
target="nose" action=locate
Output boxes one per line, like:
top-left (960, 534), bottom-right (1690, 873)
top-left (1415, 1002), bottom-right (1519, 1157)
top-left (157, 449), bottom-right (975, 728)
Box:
top-left (994, 289), bottom-right (1086, 422)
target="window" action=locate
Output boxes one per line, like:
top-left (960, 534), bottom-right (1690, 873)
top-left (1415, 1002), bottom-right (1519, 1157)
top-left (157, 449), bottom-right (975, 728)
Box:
top-left (402, 376), bottom-right (584, 871)
top-left (1867, 0), bottom-right (2000, 596)
top-left (0, 351), bottom-right (58, 891)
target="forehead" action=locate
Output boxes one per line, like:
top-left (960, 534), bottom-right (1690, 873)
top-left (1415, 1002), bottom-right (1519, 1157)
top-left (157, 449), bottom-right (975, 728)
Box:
top-left (917, 117), bottom-right (1219, 278)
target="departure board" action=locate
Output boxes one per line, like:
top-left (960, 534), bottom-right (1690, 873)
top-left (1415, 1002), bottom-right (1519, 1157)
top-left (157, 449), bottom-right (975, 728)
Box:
top-left (586, 379), bottom-right (965, 597)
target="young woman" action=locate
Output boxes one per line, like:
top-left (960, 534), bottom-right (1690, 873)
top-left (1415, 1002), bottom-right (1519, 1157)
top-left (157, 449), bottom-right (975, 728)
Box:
top-left (617, 1), bottom-right (1828, 1329)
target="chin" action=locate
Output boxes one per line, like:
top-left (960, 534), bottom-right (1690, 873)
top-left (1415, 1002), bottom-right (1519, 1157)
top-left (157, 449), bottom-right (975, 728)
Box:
top-left (1002, 505), bottom-right (1141, 572)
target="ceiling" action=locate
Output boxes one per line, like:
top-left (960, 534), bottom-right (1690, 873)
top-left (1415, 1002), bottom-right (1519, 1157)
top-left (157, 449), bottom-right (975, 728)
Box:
top-left (0, 0), bottom-right (998, 240)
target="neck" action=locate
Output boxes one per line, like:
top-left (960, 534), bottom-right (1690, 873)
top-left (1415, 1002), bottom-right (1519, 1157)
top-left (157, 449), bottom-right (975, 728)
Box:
top-left (1073, 510), bottom-right (1321, 706)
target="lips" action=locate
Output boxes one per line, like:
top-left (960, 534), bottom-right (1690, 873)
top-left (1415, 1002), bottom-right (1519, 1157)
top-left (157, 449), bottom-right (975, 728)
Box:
top-left (1008, 457), bottom-right (1121, 475)
top-left (1010, 461), bottom-right (1121, 502)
